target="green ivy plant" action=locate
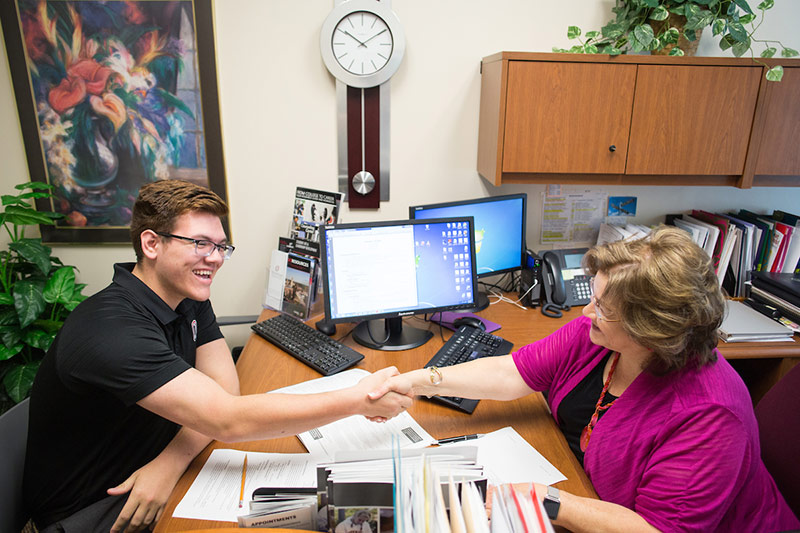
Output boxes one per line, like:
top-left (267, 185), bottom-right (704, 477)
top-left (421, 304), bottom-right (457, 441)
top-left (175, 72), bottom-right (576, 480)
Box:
top-left (554, 0), bottom-right (798, 81)
top-left (0, 182), bottom-right (87, 414)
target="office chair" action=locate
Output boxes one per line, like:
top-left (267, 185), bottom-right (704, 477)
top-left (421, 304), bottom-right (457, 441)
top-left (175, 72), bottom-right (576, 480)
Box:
top-left (0, 398), bottom-right (30, 533)
top-left (755, 363), bottom-right (800, 519)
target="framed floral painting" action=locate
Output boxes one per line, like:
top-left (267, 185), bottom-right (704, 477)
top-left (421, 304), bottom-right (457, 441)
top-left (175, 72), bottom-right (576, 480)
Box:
top-left (0, 0), bottom-right (228, 243)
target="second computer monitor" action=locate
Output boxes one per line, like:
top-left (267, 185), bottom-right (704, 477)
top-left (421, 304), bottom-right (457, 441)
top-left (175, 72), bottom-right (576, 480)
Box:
top-left (409, 193), bottom-right (527, 309)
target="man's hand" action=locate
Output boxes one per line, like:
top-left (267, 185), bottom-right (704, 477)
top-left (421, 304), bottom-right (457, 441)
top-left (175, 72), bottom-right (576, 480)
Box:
top-left (368, 370), bottom-right (418, 403)
top-left (107, 457), bottom-right (185, 532)
top-left (355, 367), bottom-right (413, 421)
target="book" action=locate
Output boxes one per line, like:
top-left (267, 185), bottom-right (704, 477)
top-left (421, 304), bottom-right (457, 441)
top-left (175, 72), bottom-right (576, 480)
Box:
top-left (718, 300), bottom-right (793, 342)
top-left (290, 187), bottom-right (343, 258)
top-left (264, 250), bottom-right (317, 319)
top-left (691, 210), bottom-right (733, 281)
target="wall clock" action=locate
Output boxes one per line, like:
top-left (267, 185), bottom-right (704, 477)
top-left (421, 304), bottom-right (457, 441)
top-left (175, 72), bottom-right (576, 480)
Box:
top-left (320, 0), bottom-right (405, 208)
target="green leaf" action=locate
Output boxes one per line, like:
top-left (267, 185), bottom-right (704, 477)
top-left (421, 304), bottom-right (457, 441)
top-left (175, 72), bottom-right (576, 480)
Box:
top-left (642, 0), bottom-right (659, 7)
top-left (608, 46), bottom-right (623, 56)
top-left (0, 293), bottom-right (13, 306)
top-left (633, 24), bottom-right (655, 48)
top-left (650, 6), bottom-right (669, 20)
top-left (685, 10), bottom-right (715, 30)
top-left (732, 0), bottom-right (754, 15)
top-left (781, 47), bottom-right (799, 58)
top-left (684, 3), bottom-right (701, 19)
top-left (766, 65), bottom-right (784, 81)
top-left (43, 267), bottom-right (76, 305)
top-left (23, 328), bottom-right (55, 351)
top-left (662, 28), bottom-right (680, 44)
top-left (13, 280), bottom-right (46, 329)
top-left (584, 43), bottom-right (599, 54)
top-left (567, 26), bottom-right (582, 39)
top-left (669, 47), bottom-right (686, 56)
top-left (0, 325), bottom-right (22, 349)
top-left (757, 0), bottom-right (774, 9)
top-left (719, 34), bottom-right (735, 51)
top-left (585, 30), bottom-right (600, 40)
top-left (3, 362), bottom-right (39, 403)
top-left (669, 5), bottom-right (686, 16)
top-left (732, 37), bottom-right (751, 56)
top-left (15, 182), bottom-right (53, 192)
top-left (9, 239), bottom-right (52, 275)
top-left (712, 19), bottom-right (726, 36)
top-left (739, 13), bottom-right (756, 24)
top-left (761, 47), bottom-right (777, 58)
top-left (2, 205), bottom-right (57, 226)
top-left (0, 342), bottom-right (23, 361)
top-left (728, 21), bottom-right (748, 41)
top-left (0, 308), bottom-right (18, 326)
top-left (569, 44), bottom-right (585, 53)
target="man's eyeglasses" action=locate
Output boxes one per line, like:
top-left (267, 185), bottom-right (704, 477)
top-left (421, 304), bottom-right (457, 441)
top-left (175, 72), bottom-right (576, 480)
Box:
top-left (156, 232), bottom-right (235, 260)
top-left (589, 277), bottom-right (619, 322)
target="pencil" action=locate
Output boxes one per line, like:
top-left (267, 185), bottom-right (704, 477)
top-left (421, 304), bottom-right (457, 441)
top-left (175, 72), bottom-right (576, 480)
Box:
top-left (239, 454), bottom-right (248, 508)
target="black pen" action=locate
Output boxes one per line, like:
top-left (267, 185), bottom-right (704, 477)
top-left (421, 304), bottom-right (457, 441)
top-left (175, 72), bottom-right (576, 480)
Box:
top-left (436, 433), bottom-right (485, 444)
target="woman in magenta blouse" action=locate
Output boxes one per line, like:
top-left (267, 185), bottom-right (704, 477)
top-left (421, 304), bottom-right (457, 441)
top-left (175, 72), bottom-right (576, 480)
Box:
top-left (374, 226), bottom-right (799, 532)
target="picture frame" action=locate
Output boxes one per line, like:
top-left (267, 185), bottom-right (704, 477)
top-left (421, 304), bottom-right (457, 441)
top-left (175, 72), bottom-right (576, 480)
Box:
top-left (0, 0), bottom-right (228, 243)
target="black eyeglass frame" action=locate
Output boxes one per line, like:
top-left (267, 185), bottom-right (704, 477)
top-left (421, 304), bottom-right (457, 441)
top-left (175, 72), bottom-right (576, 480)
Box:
top-left (156, 232), bottom-right (235, 260)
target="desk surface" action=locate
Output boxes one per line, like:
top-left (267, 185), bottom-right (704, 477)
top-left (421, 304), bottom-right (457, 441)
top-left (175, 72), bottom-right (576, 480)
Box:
top-left (155, 299), bottom-right (800, 531)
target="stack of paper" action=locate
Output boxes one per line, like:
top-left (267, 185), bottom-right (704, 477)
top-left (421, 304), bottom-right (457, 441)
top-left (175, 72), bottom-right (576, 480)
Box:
top-left (719, 300), bottom-right (794, 342)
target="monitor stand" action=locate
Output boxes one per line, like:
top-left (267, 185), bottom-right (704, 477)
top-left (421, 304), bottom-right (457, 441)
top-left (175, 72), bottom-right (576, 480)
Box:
top-left (352, 317), bottom-right (433, 351)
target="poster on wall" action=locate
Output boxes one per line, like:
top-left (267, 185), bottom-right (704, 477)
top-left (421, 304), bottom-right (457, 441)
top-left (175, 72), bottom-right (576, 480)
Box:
top-left (0, 0), bottom-right (228, 243)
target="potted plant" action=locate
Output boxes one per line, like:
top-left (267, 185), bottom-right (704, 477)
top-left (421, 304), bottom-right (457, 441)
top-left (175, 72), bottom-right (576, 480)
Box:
top-left (0, 182), bottom-right (87, 415)
top-left (555, 0), bottom-right (798, 81)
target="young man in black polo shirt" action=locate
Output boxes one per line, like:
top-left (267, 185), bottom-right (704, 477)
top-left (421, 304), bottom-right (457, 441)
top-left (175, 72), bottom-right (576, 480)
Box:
top-left (23, 180), bottom-right (411, 533)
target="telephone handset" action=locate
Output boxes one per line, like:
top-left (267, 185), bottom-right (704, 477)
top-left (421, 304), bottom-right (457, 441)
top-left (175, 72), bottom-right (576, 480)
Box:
top-left (539, 248), bottom-right (591, 318)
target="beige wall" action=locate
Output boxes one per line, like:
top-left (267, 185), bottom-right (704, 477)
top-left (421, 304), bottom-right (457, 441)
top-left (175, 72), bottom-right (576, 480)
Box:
top-left (1, 1), bottom-right (799, 349)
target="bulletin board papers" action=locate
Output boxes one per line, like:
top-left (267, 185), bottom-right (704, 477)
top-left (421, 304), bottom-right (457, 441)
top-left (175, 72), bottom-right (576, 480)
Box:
top-left (540, 191), bottom-right (606, 245)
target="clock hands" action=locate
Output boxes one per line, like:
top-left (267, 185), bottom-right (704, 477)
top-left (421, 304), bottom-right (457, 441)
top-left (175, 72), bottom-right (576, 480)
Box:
top-left (341, 30), bottom-right (368, 47)
top-left (361, 28), bottom-right (388, 46)
top-left (341, 28), bottom-right (388, 49)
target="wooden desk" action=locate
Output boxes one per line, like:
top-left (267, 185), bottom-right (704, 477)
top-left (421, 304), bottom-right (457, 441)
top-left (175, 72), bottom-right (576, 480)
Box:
top-left (155, 299), bottom-right (799, 531)
top-left (155, 300), bottom-right (598, 531)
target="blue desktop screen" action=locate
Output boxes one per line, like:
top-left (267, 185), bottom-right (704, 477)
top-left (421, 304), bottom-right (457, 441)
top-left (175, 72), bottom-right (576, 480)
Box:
top-left (410, 194), bottom-right (526, 277)
top-left (322, 219), bottom-right (477, 321)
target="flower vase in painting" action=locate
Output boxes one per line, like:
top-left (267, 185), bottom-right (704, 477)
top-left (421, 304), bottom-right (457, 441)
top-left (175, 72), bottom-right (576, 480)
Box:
top-left (19, 0), bottom-right (204, 228)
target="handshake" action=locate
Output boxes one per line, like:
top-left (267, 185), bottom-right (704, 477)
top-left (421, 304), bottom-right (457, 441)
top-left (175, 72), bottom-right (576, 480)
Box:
top-left (354, 366), bottom-right (431, 422)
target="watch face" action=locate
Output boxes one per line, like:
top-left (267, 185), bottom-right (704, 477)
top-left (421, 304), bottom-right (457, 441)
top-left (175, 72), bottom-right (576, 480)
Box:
top-left (332, 11), bottom-right (394, 76)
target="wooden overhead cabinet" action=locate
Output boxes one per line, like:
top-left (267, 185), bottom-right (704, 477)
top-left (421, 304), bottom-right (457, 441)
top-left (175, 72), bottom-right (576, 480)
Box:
top-left (478, 52), bottom-right (800, 188)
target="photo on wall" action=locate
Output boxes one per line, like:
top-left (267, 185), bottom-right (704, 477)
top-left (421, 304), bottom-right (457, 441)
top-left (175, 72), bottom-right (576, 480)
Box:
top-left (0, 0), bottom-right (228, 243)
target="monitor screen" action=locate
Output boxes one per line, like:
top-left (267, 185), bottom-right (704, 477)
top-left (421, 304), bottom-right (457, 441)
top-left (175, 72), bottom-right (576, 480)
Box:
top-left (321, 217), bottom-right (478, 350)
top-left (409, 194), bottom-right (527, 279)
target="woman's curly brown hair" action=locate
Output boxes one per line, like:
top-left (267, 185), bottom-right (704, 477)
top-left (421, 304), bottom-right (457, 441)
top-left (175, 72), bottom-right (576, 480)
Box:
top-left (583, 225), bottom-right (725, 374)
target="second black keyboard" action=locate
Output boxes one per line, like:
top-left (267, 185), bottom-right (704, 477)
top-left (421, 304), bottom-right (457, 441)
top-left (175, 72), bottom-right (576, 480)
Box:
top-left (424, 325), bottom-right (514, 413)
top-left (251, 314), bottom-right (364, 375)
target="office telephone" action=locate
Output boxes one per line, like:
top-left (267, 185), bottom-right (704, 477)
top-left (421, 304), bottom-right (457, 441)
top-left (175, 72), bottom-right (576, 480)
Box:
top-left (538, 248), bottom-right (591, 318)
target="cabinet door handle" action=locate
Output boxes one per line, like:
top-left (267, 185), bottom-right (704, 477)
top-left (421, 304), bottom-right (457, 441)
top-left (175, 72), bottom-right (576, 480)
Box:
top-left (609, 145), bottom-right (617, 152)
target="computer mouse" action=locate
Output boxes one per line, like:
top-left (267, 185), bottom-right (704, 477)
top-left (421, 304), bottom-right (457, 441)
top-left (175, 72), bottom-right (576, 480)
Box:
top-left (452, 316), bottom-right (486, 331)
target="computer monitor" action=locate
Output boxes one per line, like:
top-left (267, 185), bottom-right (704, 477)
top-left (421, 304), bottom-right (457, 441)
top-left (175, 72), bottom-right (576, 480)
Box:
top-left (321, 217), bottom-right (478, 351)
top-left (409, 193), bottom-right (527, 310)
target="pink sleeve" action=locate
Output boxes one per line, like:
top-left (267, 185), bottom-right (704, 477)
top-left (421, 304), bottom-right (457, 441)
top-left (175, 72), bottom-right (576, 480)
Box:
top-left (511, 316), bottom-right (592, 392)
top-left (634, 405), bottom-right (750, 532)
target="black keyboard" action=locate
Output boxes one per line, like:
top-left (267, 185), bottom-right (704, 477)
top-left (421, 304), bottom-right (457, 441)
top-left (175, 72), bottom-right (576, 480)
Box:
top-left (424, 326), bottom-right (514, 413)
top-left (251, 314), bottom-right (364, 375)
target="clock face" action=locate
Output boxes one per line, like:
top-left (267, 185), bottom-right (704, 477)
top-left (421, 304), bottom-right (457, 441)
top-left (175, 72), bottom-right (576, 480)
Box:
top-left (332, 11), bottom-right (394, 76)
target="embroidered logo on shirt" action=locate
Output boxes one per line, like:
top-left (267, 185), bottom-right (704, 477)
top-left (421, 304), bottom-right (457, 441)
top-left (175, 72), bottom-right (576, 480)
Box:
top-left (191, 319), bottom-right (197, 342)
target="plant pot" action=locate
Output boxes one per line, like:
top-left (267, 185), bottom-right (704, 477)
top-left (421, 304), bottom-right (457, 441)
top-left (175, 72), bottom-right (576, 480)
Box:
top-left (650, 13), bottom-right (702, 56)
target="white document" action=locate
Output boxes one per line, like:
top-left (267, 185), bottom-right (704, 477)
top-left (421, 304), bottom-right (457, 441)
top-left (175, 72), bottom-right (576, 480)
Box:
top-left (682, 214), bottom-right (719, 259)
top-left (269, 369), bottom-right (436, 461)
top-left (439, 427), bottom-right (566, 486)
top-left (264, 249), bottom-right (288, 310)
top-left (541, 191), bottom-right (606, 245)
top-left (172, 448), bottom-right (317, 522)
